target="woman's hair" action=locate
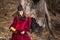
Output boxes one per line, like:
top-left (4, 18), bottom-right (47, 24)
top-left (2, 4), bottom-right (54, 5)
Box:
top-left (18, 4), bottom-right (23, 11)
top-left (16, 11), bottom-right (26, 21)
top-left (17, 4), bottom-right (26, 17)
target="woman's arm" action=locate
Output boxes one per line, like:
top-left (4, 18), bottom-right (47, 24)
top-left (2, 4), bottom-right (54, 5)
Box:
top-left (20, 17), bottom-right (32, 35)
top-left (9, 16), bottom-right (17, 32)
top-left (25, 17), bottom-right (32, 31)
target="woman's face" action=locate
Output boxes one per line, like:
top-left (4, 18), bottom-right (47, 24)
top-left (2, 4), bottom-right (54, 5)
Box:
top-left (18, 10), bottom-right (23, 16)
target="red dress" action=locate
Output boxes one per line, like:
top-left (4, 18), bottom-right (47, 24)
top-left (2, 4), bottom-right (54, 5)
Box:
top-left (9, 16), bottom-right (32, 40)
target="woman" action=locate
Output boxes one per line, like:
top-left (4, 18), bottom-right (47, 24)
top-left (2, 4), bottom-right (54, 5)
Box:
top-left (9, 4), bottom-right (32, 40)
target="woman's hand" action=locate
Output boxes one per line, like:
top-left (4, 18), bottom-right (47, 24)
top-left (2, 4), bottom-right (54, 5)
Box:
top-left (10, 27), bottom-right (16, 32)
top-left (10, 27), bottom-right (18, 33)
top-left (21, 31), bottom-right (25, 35)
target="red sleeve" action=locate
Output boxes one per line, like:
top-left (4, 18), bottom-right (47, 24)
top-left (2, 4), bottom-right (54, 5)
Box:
top-left (25, 17), bottom-right (32, 31)
top-left (9, 16), bottom-right (17, 29)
